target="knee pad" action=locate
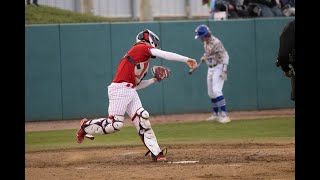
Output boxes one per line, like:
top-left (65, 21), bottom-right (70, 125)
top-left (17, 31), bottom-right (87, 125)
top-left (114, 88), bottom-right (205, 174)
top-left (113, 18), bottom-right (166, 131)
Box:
top-left (136, 107), bottom-right (151, 129)
top-left (104, 115), bottom-right (124, 134)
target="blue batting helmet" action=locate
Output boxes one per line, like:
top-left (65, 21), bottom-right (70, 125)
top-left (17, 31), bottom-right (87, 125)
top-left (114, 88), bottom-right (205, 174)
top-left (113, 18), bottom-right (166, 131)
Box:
top-left (194, 24), bottom-right (211, 39)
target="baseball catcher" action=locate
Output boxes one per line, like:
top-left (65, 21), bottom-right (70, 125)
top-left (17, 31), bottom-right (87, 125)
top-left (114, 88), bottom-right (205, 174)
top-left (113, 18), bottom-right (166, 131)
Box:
top-left (76, 29), bottom-right (197, 162)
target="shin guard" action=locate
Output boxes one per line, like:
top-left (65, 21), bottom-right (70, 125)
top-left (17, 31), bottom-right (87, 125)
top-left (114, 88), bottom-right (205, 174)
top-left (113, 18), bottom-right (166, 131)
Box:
top-left (134, 107), bottom-right (161, 156)
top-left (84, 116), bottom-right (124, 135)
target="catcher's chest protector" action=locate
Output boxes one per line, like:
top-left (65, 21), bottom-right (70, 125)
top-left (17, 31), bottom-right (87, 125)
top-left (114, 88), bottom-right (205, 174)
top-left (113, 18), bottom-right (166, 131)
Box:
top-left (135, 61), bottom-right (149, 85)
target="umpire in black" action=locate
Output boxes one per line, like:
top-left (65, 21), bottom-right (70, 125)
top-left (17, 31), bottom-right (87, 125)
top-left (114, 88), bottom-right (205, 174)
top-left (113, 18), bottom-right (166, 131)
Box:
top-left (276, 19), bottom-right (295, 101)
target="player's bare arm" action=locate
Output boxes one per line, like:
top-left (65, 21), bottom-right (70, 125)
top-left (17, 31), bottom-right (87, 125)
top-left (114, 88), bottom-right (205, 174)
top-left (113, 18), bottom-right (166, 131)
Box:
top-left (150, 48), bottom-right (197, 69)
top-left (134, 78), bottom-right (157, 90)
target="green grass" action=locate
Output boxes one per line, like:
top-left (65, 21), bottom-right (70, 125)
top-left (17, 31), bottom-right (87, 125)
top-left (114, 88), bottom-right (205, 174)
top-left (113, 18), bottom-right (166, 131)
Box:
top-left (25, 117), bottom-right (295, 152)
top-left (25, 5), bottom-right (127, 25)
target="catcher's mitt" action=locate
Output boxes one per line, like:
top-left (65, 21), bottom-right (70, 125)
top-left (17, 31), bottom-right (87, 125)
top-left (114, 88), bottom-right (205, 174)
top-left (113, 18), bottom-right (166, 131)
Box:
top-left (151, 66), bottom-right (171, 81)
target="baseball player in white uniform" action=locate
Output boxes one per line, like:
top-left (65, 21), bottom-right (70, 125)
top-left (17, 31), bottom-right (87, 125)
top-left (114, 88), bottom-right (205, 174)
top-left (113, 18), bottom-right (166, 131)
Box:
top-left (75, 29), bottom-right (197, 162)
top-left (194, 24), bottom-right (231, 123)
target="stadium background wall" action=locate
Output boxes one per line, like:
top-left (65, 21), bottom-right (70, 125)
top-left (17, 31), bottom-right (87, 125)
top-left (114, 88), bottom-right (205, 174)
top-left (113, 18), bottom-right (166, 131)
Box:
top-left (25, 17), bottom-right (294, 121)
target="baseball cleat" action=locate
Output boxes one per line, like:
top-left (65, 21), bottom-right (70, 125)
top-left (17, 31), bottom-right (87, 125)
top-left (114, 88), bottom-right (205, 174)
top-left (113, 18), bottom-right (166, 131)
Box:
top-left (150, 147), bottom-right (168, 162)
top-left (217, 116), bottom-right (231, 123)
top-left (156, 153), bottom-right (167, 162)
top-left (76, 118), bottom-right (88, 143)
top-left (206, 115), bottom-right (219, 121)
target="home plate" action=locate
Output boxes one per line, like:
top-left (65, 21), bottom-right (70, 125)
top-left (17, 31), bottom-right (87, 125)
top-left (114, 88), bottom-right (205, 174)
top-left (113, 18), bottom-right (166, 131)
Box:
top-left (168, 161), bottom-right (199, 164)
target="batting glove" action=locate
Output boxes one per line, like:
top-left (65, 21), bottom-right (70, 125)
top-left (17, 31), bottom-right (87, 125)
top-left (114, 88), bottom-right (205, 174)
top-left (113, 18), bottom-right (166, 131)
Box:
top-left (220, 71), bottom-right (227, 81)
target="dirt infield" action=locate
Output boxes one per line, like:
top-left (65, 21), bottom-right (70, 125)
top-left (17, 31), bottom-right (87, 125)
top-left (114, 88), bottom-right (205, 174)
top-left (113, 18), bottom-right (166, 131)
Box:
top-left (25, 109), bottom-right (295, 180)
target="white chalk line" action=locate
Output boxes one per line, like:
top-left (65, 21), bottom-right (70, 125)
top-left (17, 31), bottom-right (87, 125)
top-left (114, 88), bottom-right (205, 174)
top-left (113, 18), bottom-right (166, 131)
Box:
top-left (168, 160), bottom-right (199, 164)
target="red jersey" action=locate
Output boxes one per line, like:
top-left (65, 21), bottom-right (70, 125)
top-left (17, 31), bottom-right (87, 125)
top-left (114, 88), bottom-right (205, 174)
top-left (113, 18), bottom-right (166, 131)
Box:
top-left (113, 42), bottom-right (155, 86)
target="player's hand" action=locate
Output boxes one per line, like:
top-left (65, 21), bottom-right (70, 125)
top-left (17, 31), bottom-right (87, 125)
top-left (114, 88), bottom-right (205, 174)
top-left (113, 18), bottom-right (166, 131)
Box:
top-left (200, 56), bottom-right (206, 63)
top-left (186, 58), bottom-right (197, 69)
top-left (220, 71), bottom-right (227, 80)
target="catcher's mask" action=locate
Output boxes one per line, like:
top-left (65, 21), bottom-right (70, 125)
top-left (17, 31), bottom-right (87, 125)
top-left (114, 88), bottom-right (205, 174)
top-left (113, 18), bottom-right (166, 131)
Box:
top-left (136, 29), bottom-right (160, 49)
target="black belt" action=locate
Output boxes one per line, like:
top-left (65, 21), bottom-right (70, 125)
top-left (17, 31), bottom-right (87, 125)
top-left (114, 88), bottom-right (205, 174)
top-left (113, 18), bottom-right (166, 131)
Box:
top-left (209, 64), bottom-right (218, 68)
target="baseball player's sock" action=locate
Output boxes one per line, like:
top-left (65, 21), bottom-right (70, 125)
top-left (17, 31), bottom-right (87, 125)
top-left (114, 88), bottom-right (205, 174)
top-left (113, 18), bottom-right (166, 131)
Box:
top-left (213, 107), bottom-right (219, 115)
top-left (210, 98), bottom-right (219, 115)
top-left (216, 96), bottom-right (228, 116)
